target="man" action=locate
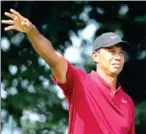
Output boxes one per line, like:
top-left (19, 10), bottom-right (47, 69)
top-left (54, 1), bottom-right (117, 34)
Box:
top-left (2, 9), bottom-right (135, 134)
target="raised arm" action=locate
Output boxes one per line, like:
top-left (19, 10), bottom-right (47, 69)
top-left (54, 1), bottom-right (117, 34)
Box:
top-left (2, 9), bottom-right (67, 83)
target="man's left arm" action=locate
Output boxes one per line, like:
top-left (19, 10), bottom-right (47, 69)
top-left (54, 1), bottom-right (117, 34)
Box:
top-left (128, 99), bottom-right (135, 134)
top-left (128, 123), bottom-right (135, 134)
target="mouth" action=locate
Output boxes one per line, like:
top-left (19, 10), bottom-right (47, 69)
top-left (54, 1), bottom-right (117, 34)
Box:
top-left (113, 64), bottom-right (120, 66)
top-left (112, 63), bottom-right (121, 68)
top-left (112, 63), bottom-right (121, 66)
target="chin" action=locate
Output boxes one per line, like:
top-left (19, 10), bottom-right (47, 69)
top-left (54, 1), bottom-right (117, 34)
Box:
top-left (110, 69), bottom-right (121, 76)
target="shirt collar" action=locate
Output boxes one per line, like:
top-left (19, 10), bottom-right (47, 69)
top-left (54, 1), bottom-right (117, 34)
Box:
top-left (90, 70), bottom-right (122, 92)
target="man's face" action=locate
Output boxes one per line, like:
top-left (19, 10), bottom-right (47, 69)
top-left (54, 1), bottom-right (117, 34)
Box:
top-left (92, 44), bottom-right (125, 76)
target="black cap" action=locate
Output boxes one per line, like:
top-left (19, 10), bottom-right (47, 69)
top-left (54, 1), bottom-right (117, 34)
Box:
top-left (92, 32), bottom-right (131, 51)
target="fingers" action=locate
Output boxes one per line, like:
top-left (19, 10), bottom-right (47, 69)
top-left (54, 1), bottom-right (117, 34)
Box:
top-left (4, 12), bottom-right (15, 19)
top-left (10, 9), bottom-right (21, 19)
top-left (4, 26), bottom-right (14, 31)
top-left (2, 20), bottom-right (14, 25)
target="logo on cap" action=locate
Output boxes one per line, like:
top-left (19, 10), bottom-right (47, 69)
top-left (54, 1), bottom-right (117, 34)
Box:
top-left (110, 36), bottom-right (118, 39)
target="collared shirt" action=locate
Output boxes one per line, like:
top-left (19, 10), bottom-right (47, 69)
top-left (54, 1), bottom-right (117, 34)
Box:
top-left (53, 61), bottom-right (135, 134)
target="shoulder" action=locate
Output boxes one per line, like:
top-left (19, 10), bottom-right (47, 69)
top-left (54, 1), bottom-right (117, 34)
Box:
top-left (67, 61), bottom-right (88, 79)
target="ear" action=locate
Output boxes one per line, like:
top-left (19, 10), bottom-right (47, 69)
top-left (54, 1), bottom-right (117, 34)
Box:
top-left (92, 50), bottom-right (100, 63)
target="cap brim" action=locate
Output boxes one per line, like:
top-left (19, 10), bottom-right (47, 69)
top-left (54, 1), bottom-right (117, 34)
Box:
top-left (103, 41), bottom-right (131, 51)
top-left (119, 41), bottom-right (131, 50)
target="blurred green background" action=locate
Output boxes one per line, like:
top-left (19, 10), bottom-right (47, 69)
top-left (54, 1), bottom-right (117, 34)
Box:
top-left (1, 1), bottom-right (146, 134)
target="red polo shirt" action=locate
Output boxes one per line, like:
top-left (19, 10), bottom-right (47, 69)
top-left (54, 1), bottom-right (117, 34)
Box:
top-left (53, 61), bottom-right (135, 134)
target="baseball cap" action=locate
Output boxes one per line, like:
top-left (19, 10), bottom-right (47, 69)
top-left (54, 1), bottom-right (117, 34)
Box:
top-left (92, 32), bottom-right (131, 51)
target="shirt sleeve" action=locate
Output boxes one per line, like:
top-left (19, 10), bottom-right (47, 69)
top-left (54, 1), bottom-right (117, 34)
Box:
top-left (52, 60), bottom-right (87, 102)
top-left (128, 98), bottom-right (135, 134)
top-left (128, 123), bottom-right (135, 134)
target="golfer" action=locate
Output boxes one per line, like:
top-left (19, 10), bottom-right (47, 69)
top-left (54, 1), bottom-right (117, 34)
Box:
top-left (2, 9), bottom-right (135, 134)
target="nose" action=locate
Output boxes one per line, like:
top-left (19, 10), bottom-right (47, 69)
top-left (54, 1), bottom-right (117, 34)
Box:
top-left (114, 54), bottom-right (122, 61)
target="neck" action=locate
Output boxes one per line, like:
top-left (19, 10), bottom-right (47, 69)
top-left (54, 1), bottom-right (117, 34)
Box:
top-left (96, 68), bottom-right (118, 93)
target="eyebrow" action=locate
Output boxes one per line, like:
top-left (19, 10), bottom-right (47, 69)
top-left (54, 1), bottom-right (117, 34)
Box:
top-left (105, 47), bottom-right (114, 50)
top-left (105, 46), bottom-right (124, 50)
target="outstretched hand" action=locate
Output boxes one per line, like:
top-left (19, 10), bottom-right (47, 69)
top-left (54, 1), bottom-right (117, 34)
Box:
top-left (2, 9), bottom-right (33, 33)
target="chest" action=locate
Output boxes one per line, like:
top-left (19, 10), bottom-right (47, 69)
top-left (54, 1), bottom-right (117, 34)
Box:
top-left (79, 80), bottom-right (132, 129)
